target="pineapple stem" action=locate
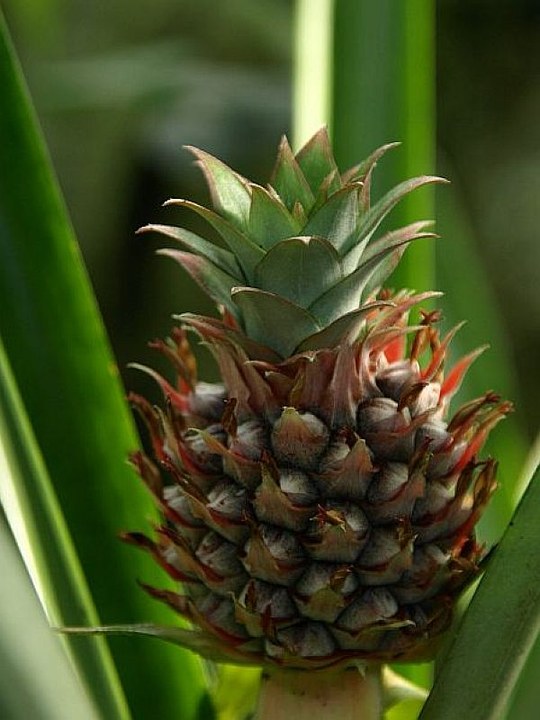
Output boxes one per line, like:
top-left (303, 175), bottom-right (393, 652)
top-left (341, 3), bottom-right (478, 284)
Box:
top-left (255, 666), bottom-right (382, 720)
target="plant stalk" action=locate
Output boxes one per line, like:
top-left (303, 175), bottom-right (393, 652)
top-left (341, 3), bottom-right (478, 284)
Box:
top-left (255, 666), bottom-right (382, 720)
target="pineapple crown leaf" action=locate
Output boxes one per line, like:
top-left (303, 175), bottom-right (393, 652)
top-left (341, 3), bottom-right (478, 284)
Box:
top-left (294, 126), bottom-right (341, 195)
top-left (248, 183), bottom-right (301, 249)
top-left (342, 141), bottom-right (401, 185)
top-left (231, 287), bottom-right (319, 358)
top-left (163, 198), bottom-right (263, 282)
top-left (145, 131), bottom-right (449, 357)
top-left (301, 183), bottom-right (362, 252)
top-left (138, 223), bottom-right (241, 278)
top-left (254, 235), bottom-right (341, 308)
top-left (183, 145), bottom-right (251, 231)
top-left (157, 248), bottom-right (240, 319)
top-left (270, 135), bottom-right (315, 212)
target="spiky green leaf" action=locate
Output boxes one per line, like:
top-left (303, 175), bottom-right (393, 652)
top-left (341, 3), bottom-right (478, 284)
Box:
top-left (62, 624), bottom-right (259, 667)
top-left (295, 302), bottom-right (392, 352)
top-left (342, 175), bottom-right (447, 255)
top-left (158, 249), bottom-right (238, 317)
top-left (361, 222), bottom-right (437, 296)
top-left (295, 126), bottom-right (341, 195)
top-left (185, 146), bottom-right (251, 232)
top-left (247, 184), bottom-right (300, 250)
top-left (341, 142), bottom-right (401, 184)
top-left (165, 198), bottom-right (264, 282)
top-left (231, 287), bottom-right (320, 357)
top-left (138, 224), bottom-right (241, 278)
top-left (254, 236), bottom-right (342, 308)
top-left (270, 136), bottom-right (315, 213)
top-left (307, 229), bottom-right (429, 326)
top-left (301, 183), bottom-right (361, 253)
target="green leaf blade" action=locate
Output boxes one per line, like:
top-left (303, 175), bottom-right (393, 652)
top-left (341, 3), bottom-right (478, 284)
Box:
top-left (185, 146), bottom-right (251, 232)
top-left (254, 236), bottom-right (342, 308)
top-left (232, 287), bottom-right (320, 357)
top-left (248, 185), bottom-right (300, 250)
top-left (0, 516), bottom-right (99, 720)
top-left (0, 338), bottom-right (128, 720)
top-left (301, 184), bottom-right (361, 253)
top-left (139, 223), bottom-right (241, 278)
top-left (295, 126), bottom-right (340, 195)
top-left (419, 467), bottom-right (540, 720)
top-left (0, 13), bottom-right (207, 719)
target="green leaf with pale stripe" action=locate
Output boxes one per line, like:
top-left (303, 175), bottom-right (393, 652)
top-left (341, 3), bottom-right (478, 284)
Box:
top-left (139, 224), bottom-right (242, 279)
top-left (301, 184), bottom-right (361, 253)
top-left (248, 184), bottom-right (300, 249)
top-left (0, 338), bottom-right (126, 720)
top-left (254, 236), bottom-right (342, 308)
top-left (185, 146), bottom-right (251, 232)
top-left (232, 287), bottom-right (320, 357)
top-left (0, 517), bottom-right (98, 720)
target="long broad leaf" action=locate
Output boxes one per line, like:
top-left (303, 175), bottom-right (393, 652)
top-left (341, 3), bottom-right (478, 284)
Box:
top-left (419, 466), bottom-right (540, 720)
top-left (0, 12), bottom-right (206, 718)
top-left (0, 515), bottom-right (98, 720)
top-left (0, 338), bottom-right (128, 719)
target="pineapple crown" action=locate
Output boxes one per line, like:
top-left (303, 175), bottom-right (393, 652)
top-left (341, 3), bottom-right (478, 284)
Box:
top-left (139, 127), bottom-right (446, 358)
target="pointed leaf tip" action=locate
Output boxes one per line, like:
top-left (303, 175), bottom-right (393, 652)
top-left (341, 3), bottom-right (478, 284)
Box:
top-left (183, 145), bottom-right (252, 231)
top-left (157, 248), bottom-right (239, 317)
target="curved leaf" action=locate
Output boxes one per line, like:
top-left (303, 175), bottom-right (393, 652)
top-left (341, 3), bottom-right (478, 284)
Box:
top-left (165, 198), bottom-right (264, 282)
top-left (254, 235), bottom-right (342, 308)
top-left (295, 302), bottom-right (392, 352)
top-left (185, 146), bottom-right (251, 232)
top-left (138, 224), bottom-right (241, 278)
top-left (158, 248), bottom-right (239, 317)
top-left (419, 466), bottom-right (540, 720)
top-left (301, 183), bottom-right (361, 253)
top-left (0, 517), bottom-right (98, 720)
top-left (0, 339), bottom-right (128, 719)
top-left (248, 184), bottom-right (300, 249)
top-left (231, 287), bottom-right (320, 357)
top-left (343, 176), bottom-right (446, 255)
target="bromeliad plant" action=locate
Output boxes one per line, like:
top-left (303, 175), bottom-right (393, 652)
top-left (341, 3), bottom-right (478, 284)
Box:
top-left (99, 129), bottom-right (510, 717)
top-left (2, 7), bottom-right (539, 720)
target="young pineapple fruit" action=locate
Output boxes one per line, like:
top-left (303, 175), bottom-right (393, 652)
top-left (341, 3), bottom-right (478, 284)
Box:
top-left (128, 128), bottom-right (510, 670)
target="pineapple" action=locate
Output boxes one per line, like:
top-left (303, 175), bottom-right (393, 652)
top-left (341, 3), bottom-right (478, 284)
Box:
top-left (127, 128), bottom-right (510, 672)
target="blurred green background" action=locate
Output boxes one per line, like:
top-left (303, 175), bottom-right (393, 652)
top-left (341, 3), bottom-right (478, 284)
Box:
top-left (3, 0), bottom-right (538, 438)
